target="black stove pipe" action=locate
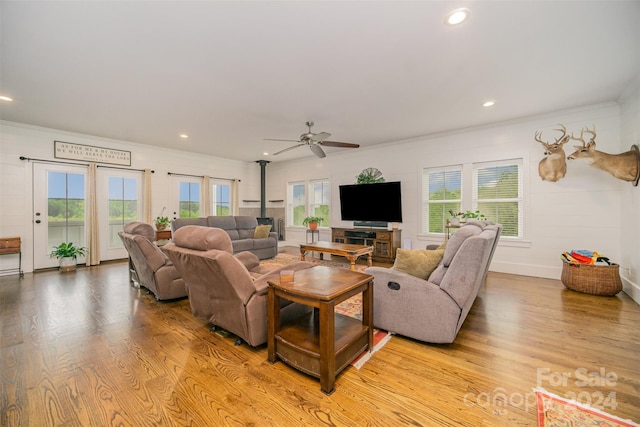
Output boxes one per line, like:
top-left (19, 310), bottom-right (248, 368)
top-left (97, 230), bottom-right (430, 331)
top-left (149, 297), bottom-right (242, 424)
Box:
top-left (255, 160), bottom-right (270, 219)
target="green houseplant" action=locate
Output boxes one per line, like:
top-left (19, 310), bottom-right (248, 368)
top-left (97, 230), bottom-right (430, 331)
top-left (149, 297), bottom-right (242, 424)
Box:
top-left (155, 216), bottom-right (170, 230)
top-left (460, 210), bottom-right (487, 221)
top-left (50, 242), bottom-right (88, 272)
top-left (302, 216), bottom-right (324, 230)
top-left (155, 207), bottom-right (170, 230)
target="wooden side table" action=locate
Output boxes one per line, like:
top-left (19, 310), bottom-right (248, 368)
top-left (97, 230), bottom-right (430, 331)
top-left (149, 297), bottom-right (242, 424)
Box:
top-left (445, 222), bottom-right (462, 241)
top-left (155, 229), bottom-right (171, 241)
top-left (0, 237), bottom-right (24, 278)
top-left (267, 266), bottom-right (373, 395)
top-left (155, 229), bottom-right (172, 246)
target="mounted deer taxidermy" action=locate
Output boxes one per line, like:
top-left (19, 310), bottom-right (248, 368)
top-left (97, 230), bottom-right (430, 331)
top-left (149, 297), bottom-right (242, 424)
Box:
top-left (535, 124), bottom-right (570, 182)
top-left (567, 125), bottom-right (640, 187)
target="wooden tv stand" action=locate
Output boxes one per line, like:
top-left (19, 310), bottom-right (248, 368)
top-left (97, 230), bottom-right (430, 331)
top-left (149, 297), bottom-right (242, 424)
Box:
top-left (331, 227), bottom-right (401, 263)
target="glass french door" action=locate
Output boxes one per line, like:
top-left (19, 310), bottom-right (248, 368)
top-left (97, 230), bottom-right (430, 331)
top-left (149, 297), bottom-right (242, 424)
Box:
top-left (33, 163), bottom-right (87, 269)
top-left (170, 175), bottom-right (201, 219)
top-left (98, 169), bottom-right (141, 261)
top-left (210, 180), bottom-right (231, 216)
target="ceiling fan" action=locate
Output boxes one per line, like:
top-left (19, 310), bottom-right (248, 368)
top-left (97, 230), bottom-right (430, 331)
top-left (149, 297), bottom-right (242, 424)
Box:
top-left (265, 121), bottom-right (360, 158)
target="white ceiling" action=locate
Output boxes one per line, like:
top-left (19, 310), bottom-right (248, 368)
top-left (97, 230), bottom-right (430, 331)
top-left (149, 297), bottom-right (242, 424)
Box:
top-left (1, 1), bottom-right (639, 162)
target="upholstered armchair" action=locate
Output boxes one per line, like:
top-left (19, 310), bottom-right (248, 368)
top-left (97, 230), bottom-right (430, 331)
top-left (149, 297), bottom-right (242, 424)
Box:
top-left (365, 220), bottom-right (502, 344)
top-left (118, 221), bottom-right (187, 300)
top-left (163, 225), bottom-right (314, 347)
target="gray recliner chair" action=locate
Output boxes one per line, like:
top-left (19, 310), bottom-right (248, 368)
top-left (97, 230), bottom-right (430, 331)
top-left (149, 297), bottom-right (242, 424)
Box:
top-left (365, 220), bottom-right (502, 344)
top-left (118, 221), bottom-right (187, 300)
top-left (163, 225), bottom-right (314, 347)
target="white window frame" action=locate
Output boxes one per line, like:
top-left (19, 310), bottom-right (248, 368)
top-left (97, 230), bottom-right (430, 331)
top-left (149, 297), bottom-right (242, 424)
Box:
top-left (308, 179), bottom-right (330, 227)
top-left (473, 159), bottom-right (523, 239)
top-left (287, 181), bottom-right (306, 227)
top-left (421, 158), bottom-right (526, 242)
top-left (422, 165), bottom-right (463, 234)
top-left (287, 179), bottom-right (330, 227)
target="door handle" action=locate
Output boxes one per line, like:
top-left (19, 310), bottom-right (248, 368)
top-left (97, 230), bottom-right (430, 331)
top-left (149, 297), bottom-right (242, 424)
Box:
top-left (35, 220), bottom-right (41, 224)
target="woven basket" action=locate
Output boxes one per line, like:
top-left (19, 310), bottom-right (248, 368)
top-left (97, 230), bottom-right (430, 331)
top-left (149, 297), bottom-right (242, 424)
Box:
top-left (560, 262), bottom-right (622, 296)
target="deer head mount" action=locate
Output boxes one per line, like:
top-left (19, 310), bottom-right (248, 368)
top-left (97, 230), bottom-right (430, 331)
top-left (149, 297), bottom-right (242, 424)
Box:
top-left (567, 125), bottom-right (640, 186)
top-left (535, 124), bottom-right (570, 182)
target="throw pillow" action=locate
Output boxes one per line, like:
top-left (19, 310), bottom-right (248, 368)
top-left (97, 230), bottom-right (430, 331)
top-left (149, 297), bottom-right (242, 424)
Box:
top-left (391, 248), bottom-right (445, 280)
top-left (253, 224), bottom-right (272, 239)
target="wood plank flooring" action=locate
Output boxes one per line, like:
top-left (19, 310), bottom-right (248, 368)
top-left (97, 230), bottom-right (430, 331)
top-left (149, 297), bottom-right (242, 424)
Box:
top-left (1, 255), bottom-right (639, 426)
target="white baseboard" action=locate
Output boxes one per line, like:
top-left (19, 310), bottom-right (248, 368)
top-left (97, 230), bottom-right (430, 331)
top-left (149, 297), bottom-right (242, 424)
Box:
top-left (621, 276), bottom-right (640, 305)
top-left (490, 260), bottom-right (561, 280)
top-left (491, 260), bottom-right (640, 306)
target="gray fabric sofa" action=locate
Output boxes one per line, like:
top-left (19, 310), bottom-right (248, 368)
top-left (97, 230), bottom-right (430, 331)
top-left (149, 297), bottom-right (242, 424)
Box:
top-left (172, 215), bottom-right (277, 260)
top-left (364, 220), bottom-right (502, 344)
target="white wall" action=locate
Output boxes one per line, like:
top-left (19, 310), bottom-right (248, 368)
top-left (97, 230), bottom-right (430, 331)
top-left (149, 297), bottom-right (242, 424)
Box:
top-left (0, 121), bottom-right (262, 274)
top-left (618, 75), bottom-right (640, 302)
top-left (270, 101), bottom-right (640, 303)
top-left (1, 95), bottom-right (638, 304)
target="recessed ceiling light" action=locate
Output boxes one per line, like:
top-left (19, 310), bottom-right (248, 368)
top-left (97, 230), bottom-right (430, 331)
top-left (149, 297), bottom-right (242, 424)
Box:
top-left (0, 95), bottom-right (13, 102)
top-left (445, 8), bottom-right (470, 26)
top-left (263, 152), bottom-right (269, 156)
top-left (179, 134), bottom-right (188, 139)
top-left (482, 100), bottom-right (496, 107)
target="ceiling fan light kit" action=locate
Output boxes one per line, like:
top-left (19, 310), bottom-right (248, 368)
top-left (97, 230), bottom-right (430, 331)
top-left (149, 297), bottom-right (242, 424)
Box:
top-left (265, 121), bottom-right (360, 158)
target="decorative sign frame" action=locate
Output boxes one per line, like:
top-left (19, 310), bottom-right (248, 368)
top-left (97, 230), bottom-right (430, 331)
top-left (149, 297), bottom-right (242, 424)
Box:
top-left (54, 141), bottom-right (131, 166)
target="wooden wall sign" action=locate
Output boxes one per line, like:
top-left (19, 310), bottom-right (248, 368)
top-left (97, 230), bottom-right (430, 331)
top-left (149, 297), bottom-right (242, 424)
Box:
top-left (54, 141), bottom-right (131, 166)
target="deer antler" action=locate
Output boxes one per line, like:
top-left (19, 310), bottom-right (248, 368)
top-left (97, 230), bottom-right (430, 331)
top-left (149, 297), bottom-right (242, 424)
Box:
top-left (570, 125), bottom-right (597, 148)
top-left (534, 130), bottom-right (548, 146)
top-left (535, 124), bottom-right (568, 146)
top-left (552, 124), bottom-right (567, 143)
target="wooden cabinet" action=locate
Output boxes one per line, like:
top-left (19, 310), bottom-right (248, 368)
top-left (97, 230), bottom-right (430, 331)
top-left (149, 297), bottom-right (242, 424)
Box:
top-left (0, 237), bottom-right (23, 277)
top-left (331, 227), bottom-right (401, 263)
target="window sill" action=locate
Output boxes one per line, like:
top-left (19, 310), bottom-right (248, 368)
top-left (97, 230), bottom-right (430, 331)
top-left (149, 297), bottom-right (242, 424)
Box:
top-left (497, 238), bottom-right (531, 248)
top-left (418, 234), bottom-right (532, 248)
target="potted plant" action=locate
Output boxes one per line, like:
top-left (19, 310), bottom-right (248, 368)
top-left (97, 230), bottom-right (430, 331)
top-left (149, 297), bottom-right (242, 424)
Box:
top-left (302, 216), bottom-right (324, 230)
top-left (460, 210), bottom-right (487, 221)
top-left (448, 210), bottom-right (463, 226)
top-left (155, 207), bottom-right (170, 230)
top-left (50, 242), bottom-right (87, 272)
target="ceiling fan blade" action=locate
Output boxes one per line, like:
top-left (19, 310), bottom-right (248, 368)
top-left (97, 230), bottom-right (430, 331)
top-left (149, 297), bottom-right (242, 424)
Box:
top-left (309, 131), bottom-right (331, 142)
top-left (264, 138), bottom-right (302, 143)
top-left (309, 144), bottom-right (326, 158)
top-left (272, 143), bottom-right (305, 155)
top-left (318, 140), bottom-right (360, 148)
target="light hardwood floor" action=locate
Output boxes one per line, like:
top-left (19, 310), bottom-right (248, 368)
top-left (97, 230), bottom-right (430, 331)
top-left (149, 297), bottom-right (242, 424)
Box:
top-left (1, 253), bottom-right (639, 426)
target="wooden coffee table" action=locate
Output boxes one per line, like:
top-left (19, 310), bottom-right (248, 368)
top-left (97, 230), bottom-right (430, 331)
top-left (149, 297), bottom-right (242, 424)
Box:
top-left (300, 241), bottom-right (373, 271)
top-left (267, 266), bottom-right (374, 395)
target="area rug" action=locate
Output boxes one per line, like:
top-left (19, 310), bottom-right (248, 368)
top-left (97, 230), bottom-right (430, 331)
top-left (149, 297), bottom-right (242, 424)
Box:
top-left (262, 253), bottom-right (367, 319)
top-left (261, 252), bottom-right (367, 272)
top-left (535, 388), bottom-right (639, 427)
top-left (351, 329), bottom-right (393, 370)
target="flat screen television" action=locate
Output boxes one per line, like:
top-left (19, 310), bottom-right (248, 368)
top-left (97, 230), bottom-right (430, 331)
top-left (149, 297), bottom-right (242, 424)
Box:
top-left (339, 181), bottom-right (403, 225)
